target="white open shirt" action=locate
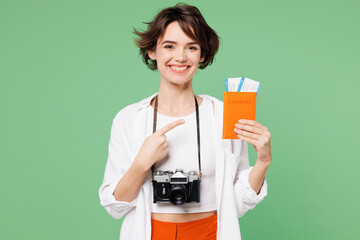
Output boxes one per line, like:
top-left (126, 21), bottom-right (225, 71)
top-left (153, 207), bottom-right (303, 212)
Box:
top-left (99, 92), bottom-right (268, 240)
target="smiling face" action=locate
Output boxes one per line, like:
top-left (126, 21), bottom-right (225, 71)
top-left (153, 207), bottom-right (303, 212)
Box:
top-left (148, 21), bottom-right (204, 86)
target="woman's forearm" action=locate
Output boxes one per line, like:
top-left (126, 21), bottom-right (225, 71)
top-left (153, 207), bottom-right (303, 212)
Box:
top-left (234, 119), bottom-right (272, 194)
top-left (248, 159), bottom-right (270, 194)
top-left (113, 156), bottom-right (151, 203)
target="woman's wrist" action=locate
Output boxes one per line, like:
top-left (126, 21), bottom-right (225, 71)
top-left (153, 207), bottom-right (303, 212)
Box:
top-left (257, 155), bottom-right (271, 166)
top-left (133, 154), bottom-right (153, 174)
top-left (254, 158), bottom-right (271, 176)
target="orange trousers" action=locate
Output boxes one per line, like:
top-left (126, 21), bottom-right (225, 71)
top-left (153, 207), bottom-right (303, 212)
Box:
top-left (151, 213), bottom-right (217, 240)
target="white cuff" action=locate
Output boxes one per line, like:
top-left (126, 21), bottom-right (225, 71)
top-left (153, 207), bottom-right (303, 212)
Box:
top-left (238, 167), bottom-right (268, 205)
top-left (100, 177), bottom-right (138, 208)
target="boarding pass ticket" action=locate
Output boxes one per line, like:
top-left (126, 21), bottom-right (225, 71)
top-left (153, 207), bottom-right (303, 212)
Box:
top-left (225, 77), bottom-right (260, 93)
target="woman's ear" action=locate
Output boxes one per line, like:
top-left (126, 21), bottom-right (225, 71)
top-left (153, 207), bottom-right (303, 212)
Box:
top-left (148, 50), bottom-right (156, 60)
top-left (200, 56), bottom-right (205, 63)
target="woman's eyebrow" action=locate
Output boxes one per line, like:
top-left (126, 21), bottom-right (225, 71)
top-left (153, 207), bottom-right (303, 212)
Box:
top-left (161, 40), bottom-right (176, 46)
top-left (160, 40), bottom-right (200, 46)
top-left (187, 42), bottom-right (200, 45)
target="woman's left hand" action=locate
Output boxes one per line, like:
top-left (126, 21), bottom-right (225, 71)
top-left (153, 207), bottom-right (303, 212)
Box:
top-left (234, 119), bottom-right (272, 164)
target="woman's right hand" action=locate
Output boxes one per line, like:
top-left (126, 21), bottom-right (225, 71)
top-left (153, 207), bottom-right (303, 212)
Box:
top-left (135, 119), bottom-right (185, 170)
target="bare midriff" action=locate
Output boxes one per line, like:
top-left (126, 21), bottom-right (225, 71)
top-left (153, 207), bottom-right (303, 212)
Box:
top-left (151, 210), bottom-right (217, 223)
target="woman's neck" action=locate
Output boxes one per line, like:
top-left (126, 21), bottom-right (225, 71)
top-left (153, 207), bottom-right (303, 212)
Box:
top-left (155, 80), bottom-right (196, 113)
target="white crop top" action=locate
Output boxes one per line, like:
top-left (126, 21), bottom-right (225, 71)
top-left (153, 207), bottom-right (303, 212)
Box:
top-left (147, 97), bottom-right (217, 213)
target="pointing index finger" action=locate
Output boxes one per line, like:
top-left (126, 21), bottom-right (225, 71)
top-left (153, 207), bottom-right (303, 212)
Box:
top-left (156, 119), bottom-right (185, 135)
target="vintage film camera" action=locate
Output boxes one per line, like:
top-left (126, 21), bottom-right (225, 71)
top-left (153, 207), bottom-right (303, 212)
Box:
top-left (152, 169), bottom-right (200, 205)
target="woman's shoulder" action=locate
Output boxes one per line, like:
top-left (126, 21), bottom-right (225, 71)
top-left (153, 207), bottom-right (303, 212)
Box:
top-left (199, 94), bottom-right (222, 101)
top-left (198, 94), bottom-right (223, 110)
top-left (113, 92), bottom-right (157, 122)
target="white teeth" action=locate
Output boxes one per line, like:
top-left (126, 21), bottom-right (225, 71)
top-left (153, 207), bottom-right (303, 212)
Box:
top-left (170, 66), bottom-right (188, 71)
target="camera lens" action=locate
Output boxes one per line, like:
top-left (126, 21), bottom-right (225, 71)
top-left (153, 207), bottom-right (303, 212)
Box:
top-left (169, 185), bottom-right (187, 205)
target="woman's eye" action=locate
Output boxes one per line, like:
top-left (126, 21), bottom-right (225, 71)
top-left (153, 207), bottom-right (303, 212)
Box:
top-left (164, 45), bottom-right (174, 49)
top-left (188, 46), bottom-right (199, 50)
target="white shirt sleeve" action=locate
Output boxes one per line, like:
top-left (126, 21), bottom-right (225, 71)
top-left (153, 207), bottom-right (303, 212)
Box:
top-left (98, 110), bottom-right (138, 219)
top-left (231, 139), bottom-right (268, 218)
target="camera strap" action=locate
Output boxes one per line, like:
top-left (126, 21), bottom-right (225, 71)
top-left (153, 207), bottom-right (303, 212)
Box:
top-left (151, 94), bottom-right (202, 179)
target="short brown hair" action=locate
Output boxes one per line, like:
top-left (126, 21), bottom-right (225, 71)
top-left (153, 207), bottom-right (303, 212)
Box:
top-left (133, 3), bottom-right (220, 70)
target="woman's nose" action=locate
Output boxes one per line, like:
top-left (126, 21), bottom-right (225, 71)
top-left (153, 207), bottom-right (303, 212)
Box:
top-left (174, 49), bottom-right (187, 62)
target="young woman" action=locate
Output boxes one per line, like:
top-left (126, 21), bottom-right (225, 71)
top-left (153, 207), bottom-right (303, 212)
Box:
top-left (99, 3), bottom-right (271, 240)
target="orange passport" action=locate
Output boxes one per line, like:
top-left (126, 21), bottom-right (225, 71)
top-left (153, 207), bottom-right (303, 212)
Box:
top-left (222, 91), bottom-right (257, 139)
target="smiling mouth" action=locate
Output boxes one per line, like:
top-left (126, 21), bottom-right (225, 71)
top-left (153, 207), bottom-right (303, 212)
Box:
top-left (168, 65), bottom-right (189, 73)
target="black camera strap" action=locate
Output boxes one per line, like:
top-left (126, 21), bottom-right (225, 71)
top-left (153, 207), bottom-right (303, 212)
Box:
top-left (151, 94), bottom-right (202, 179)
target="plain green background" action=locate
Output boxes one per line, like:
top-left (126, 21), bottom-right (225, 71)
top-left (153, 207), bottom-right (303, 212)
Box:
top-left (1, 0), bottom-right (359, 239)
